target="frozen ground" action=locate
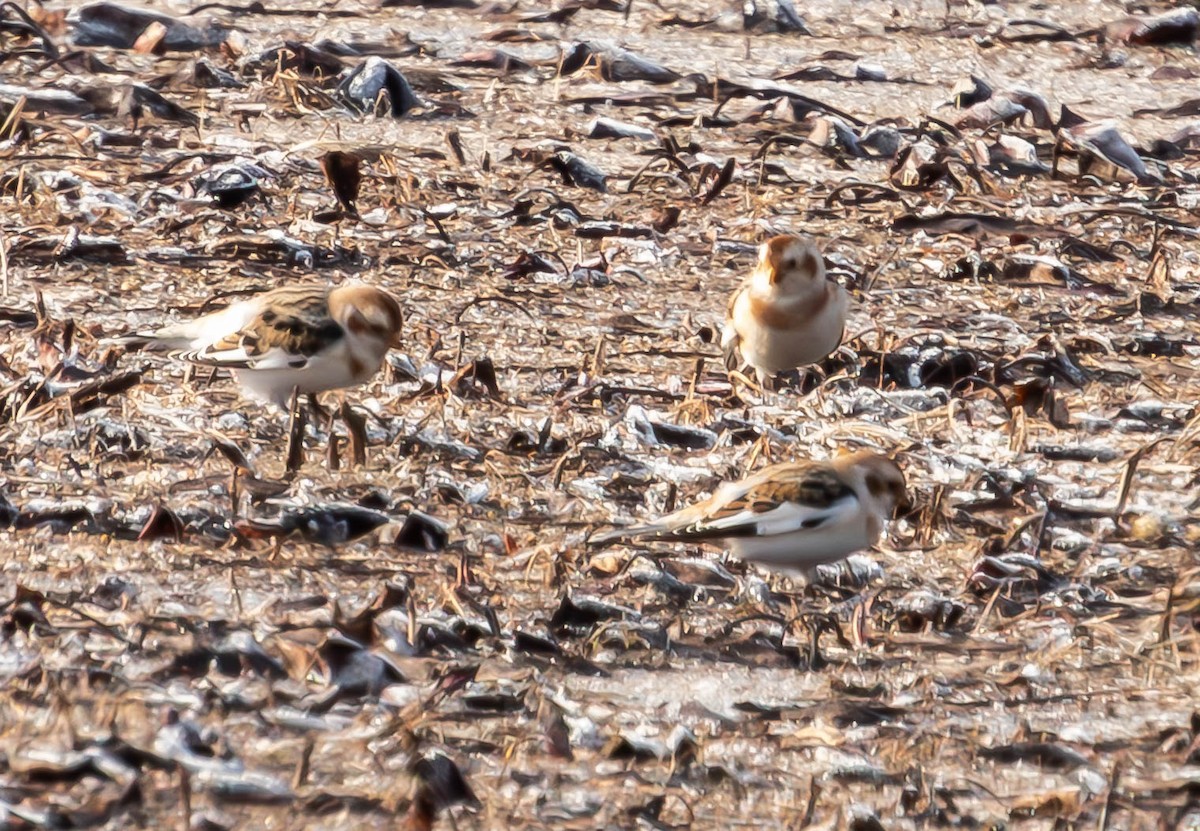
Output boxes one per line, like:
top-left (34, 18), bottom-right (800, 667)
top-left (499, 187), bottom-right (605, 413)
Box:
top-left (2, 0), bottom-right (1200, 828)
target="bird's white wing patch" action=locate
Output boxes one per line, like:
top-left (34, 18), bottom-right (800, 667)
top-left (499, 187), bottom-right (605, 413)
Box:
top-left (719, 322), bottom-right (737, 351)
top-left (147, 299), bottom-right (262, 351)
top-left (186, 345), bottom-right (309, 371)
top-left (720, 320), bottom-right (741, 370)
top-left (701, 493), bottom-right (861, 536)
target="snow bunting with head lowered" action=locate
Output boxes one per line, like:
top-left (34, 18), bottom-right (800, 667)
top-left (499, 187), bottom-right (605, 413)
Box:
top-left (108, 284), bottom-right (403, 407)
top-left (590, 451), bottom-right (909, 575)
top-left (722, 235), bottom-right (848, 389)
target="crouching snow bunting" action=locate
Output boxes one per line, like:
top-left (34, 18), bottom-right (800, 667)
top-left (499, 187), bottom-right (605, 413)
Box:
top-left (721, 235), bottom-right (848, 389)
top-left (107, 284), bottom-right (403, 407)
top-left (589, 451), bottom-right (909, 575)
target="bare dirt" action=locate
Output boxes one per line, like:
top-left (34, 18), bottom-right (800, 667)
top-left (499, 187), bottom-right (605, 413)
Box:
top-left (2, 0), bottom-right (1200, 828)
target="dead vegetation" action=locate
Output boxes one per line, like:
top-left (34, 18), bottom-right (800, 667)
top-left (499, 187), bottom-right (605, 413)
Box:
top-left (2, 0), bottom-right (1200, 828)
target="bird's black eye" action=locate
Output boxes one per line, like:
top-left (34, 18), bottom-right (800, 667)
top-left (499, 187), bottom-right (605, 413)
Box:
top-left (865, 474), bottom-right (886, 499)
top-left (782, 258), bottom-right (795, 270)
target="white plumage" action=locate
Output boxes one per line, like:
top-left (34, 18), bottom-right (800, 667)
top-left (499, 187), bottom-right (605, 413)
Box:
top-left (591, 451), bottom-right (909, 575)
top-left (722, 235), bottom-right (848, 388)
top-left (106, 283), bottom-right (403, 408)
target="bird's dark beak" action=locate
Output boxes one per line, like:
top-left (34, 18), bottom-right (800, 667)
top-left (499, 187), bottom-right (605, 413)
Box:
top-left (895, 490), bottom-right (915, 517)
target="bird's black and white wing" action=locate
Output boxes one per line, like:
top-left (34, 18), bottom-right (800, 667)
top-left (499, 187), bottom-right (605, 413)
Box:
top-left (590, 461), bottom-right (861, 546)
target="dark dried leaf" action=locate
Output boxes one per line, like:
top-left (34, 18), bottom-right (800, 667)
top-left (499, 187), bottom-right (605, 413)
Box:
top-left (321, 151), bottom-right (362, 215)
top-left (337, 56), bottom-right (420, 117)
top-left (549, 151), bottom-right (609, 192)
top-left (394, 510), bottom-right (449, 551)
top-left (69, 2), bottom-right (229, 51)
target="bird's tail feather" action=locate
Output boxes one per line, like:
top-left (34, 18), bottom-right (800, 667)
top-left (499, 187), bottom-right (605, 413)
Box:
top-left (100, 329), bottom-right (193, 352)
top-left (586, 523), bottom-right (660, 548)
top-left (100, 333), bottom-right (153, 350)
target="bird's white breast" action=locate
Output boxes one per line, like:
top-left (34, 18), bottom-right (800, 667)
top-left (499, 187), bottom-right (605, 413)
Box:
top-left (733, 283), bottom-right (847, 373)
top-left (729, 509), bottom-right (873, 570)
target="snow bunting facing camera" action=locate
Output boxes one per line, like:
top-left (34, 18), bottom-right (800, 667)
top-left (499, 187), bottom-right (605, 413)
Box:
top-left (722, 235), bottom-right (847, 389)
top-left (590, 451), bottom-right (909, 575)
top-left (109, 284), bottom-right (403, 407)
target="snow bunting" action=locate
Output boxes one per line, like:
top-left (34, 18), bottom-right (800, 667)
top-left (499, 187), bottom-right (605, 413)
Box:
top-left (108, 284), bottom-right (403, 407)
top-left (590, 451), bottom-right (909, 574)
top-left (721, 235), bottom-right (848, 389)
